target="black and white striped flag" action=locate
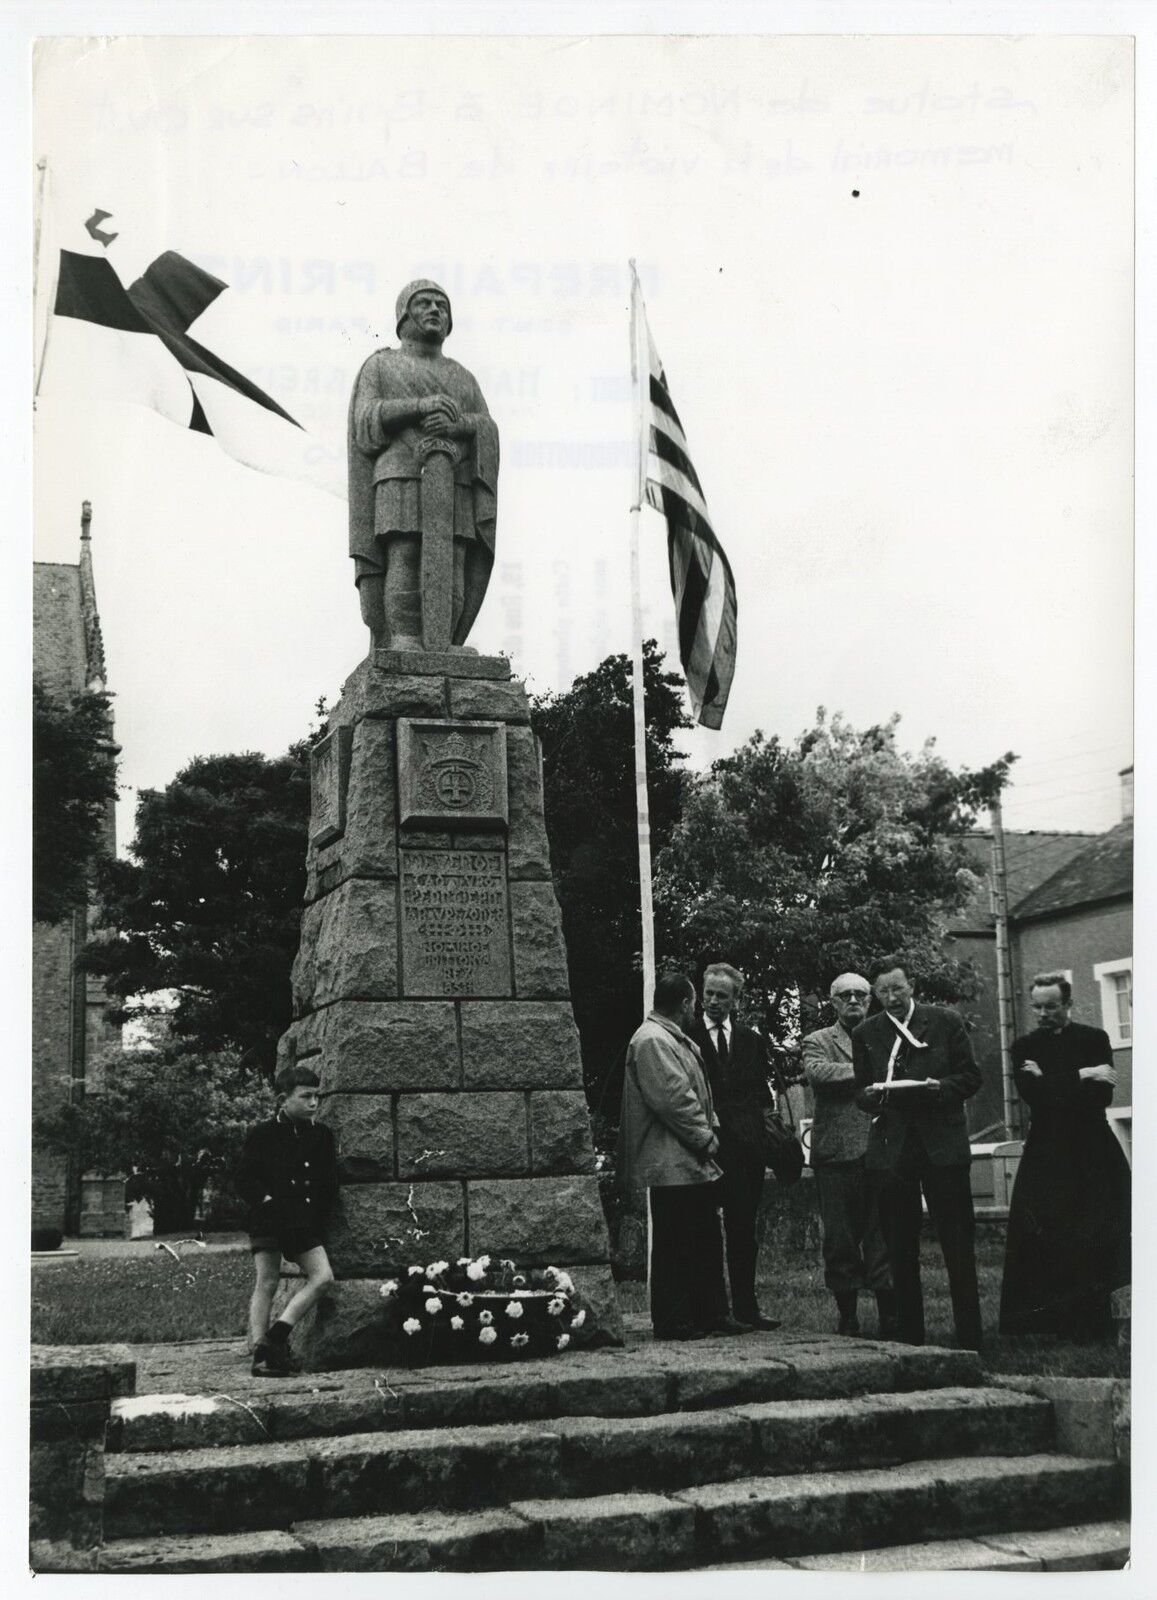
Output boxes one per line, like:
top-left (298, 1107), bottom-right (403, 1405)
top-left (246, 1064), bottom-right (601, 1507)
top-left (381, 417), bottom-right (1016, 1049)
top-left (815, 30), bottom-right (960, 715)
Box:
top-left (632, 272), bottom-right (737, 729)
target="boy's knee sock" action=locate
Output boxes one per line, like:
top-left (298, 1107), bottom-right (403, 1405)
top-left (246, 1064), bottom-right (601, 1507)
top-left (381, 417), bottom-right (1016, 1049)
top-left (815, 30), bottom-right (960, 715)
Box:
top-left (266, 1319), bottom-right (293, 1345)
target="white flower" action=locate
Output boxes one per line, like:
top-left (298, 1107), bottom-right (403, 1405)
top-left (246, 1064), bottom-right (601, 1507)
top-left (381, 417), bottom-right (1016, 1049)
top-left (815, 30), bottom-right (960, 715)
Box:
top-left (402, 1317), bottom-right (422, 1336)
top-left (513, 1274), bottom-right (527, 1287)
top-left (478, 1309), bottom-right (494, 1325)
top-left (407, 1265), bottom-right (424, 1277)
top-left (450, 1316), bottom-right (464, 1332)
top-left (478, 1325), bottom-right (498, 1345)
top-left (466, 1261), bottom-right (487, 1282)
top-left (457, 1256), bottom-right (472, 1266)
top-left (547, 1297), bottom-right (566, 1317)
top-left (556, 1333), bottom-right (570, 1350)
top-left (546, 1267), bottom-right (575, 1293)
top-left (510, 1332), bottom-right (529, 1348)
top-left (456, 1292), bottom-right (474, 1308)
top-left (424, 1297), bottom-right (442, 1315)
top-left (505, 1301), bottom-right (524, 1319)
top-left (380, 1280), bottom-right (400, 1299)
top-left (425, 1260), bottom-right (450, 1279)
top-left (571, 1309), bottom-right (586, 1329)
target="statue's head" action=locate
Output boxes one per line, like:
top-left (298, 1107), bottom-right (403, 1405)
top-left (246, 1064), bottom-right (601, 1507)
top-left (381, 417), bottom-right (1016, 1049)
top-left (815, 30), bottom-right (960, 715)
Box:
top-left (396, 279), bottom-right (453, 340)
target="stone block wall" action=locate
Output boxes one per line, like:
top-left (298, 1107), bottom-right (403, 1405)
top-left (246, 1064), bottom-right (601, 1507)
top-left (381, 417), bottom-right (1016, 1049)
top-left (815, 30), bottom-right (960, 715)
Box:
top-left (31, 918), bottom-right (78, 1235)
top-left (30, 1344), bottom-right (136, 1571)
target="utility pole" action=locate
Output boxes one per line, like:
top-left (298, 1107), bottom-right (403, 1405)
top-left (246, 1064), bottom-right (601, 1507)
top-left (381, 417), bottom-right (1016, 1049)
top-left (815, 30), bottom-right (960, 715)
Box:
top-left (989, 795), bottom-right (1018, 1139)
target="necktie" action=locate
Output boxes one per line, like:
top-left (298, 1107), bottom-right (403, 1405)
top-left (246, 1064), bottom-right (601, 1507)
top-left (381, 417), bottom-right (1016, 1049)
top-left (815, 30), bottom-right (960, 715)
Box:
top-left (715, 1026), bottom-right (729, 1065)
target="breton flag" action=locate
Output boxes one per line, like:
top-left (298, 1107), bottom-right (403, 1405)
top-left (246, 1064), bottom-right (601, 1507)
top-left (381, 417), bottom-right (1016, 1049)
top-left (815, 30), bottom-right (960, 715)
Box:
top-left (630, 266), bottom-right (737, 729)
top-left (35, 194), bottom-right (342, 498)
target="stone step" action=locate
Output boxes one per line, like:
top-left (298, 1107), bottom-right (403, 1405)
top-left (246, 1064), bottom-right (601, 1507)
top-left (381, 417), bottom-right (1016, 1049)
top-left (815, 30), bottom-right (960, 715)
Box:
top-left (98, 1457), bottom-right (1123, 1571)
top-left (98, 1529), bottom-right (317, 1575)
top-left (108, 1338), bottom-right (981, 1453)
top-left (103, 1385), bottom-right (1049, 1539)
top-left (698, 1519), bottom-right (1131, 1573)
top-left (311, 1454), bottom-right (1123, 1571)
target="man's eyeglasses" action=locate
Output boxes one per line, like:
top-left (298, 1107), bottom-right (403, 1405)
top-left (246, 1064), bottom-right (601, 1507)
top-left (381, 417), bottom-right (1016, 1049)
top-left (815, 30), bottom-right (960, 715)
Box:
top-left (833, 990), bottom-right (870, 1002)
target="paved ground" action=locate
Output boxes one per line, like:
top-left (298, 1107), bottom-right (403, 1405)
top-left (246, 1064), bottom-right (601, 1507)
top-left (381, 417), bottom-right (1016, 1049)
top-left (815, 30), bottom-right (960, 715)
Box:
top-left (116, 1319), bottom-right (963, 1409)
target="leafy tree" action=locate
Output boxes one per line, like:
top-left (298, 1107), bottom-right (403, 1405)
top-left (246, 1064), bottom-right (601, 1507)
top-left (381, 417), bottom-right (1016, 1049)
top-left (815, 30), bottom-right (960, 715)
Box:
top-left (32, 679), bottom-right (118, 923)
top-left (532, 642), bottom-right (692, 1104)
top-left (84, 743), bottom-right (315, 1074)
top-left (35, 1044), bottom-right (276, 1234)
top-left (655, 710), bottom-right (1015, 1052)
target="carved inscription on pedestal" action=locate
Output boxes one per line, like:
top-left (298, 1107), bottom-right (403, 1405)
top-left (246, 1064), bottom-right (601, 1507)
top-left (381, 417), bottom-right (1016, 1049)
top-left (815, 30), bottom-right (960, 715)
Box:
top-left (400, 848), bottom-right (512, 997)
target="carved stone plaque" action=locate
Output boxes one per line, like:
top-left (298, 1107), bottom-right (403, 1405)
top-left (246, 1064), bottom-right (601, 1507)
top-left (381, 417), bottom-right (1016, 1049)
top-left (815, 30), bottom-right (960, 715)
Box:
top-left (310, 725), bottom-right (353, 848)
top-left (396, 718), bottom-right (508, 832)
top-left (400, 848), bottom-right (512, 997)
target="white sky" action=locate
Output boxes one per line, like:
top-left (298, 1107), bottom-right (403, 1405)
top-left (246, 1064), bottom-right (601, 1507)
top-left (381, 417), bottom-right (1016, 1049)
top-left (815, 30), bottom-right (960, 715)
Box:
top-left (27, 27), bottom-right (1136, 848)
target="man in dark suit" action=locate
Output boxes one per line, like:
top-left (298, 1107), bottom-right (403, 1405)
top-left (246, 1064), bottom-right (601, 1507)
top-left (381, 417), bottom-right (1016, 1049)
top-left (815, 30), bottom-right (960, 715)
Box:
top-left (852, 954), bottom-right (983, 1351)
top-left (690, 963), bottom-right (782, 1331)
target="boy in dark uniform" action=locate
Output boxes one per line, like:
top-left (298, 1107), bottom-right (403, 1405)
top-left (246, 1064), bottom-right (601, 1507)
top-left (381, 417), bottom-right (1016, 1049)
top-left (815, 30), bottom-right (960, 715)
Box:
top-left (239, 1064), bottom-right (338, 1376)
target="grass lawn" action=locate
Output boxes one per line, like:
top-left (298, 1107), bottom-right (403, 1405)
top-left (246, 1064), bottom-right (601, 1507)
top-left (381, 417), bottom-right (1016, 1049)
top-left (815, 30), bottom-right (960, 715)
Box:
top-left (31, 1222), bottom-right (1127, 1381)
top-left (31, 1247), bottom-right (255, 1346)
top-left (615, 1230), bottom-right (1129, 1380)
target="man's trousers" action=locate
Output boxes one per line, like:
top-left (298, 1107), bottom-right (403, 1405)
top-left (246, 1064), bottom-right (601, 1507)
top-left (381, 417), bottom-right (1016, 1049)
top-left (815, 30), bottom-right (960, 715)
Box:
top-left (814, 1159), bottom-right (892, 1293)
top-left (874, 1157), bottom-right (982, 1351)
top-left (648, 1180), bottom-right (730, 1335)
top-left (718, 1153), bottom-right (768, 1323)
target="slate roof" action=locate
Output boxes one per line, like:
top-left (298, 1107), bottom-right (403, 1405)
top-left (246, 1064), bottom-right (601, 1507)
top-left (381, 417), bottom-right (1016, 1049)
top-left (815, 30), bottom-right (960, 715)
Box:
top-left (948, 831), bottom-right (1097, 934)
top-left (1010, 819), bottom-right (1133, 922)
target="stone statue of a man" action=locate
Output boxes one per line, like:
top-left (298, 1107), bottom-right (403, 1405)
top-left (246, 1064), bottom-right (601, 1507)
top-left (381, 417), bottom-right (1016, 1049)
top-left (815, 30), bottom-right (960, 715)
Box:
top-left (347, 280), bottom-right (499, 652)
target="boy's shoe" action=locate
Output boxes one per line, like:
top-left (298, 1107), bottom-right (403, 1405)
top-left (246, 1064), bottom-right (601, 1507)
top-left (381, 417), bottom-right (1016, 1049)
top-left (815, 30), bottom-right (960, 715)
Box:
top-left (251, 1341), bottom-right (293, 1377)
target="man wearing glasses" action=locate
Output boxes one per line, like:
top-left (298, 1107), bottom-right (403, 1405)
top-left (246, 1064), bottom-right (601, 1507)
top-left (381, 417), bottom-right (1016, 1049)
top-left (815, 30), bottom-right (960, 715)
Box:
top-left (802, 973), bottom-right (896, 1338)
top-left (852, 954), bottom-right (984, 1352)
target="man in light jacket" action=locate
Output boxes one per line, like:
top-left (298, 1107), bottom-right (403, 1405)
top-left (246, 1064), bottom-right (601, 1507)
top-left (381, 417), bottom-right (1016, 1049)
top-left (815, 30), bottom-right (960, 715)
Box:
top-left (802, 972), bottom-right (895, 1338)
top-left (619, 971), bottom-right (749, 1341)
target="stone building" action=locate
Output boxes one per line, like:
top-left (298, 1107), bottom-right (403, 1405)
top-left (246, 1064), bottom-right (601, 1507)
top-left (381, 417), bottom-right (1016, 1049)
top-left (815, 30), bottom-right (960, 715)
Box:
top-left (32, 504), bottom-right (124, 1239)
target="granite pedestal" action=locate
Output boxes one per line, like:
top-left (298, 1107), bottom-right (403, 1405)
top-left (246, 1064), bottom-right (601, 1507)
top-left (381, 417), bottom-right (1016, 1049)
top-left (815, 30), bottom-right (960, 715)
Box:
top-left (280, 650), bottom-right (621, 1367)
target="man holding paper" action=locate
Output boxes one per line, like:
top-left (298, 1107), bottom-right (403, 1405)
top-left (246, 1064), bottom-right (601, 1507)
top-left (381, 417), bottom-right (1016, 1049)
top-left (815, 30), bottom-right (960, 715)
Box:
top-left (852, 955), bottom-right (984, 1352)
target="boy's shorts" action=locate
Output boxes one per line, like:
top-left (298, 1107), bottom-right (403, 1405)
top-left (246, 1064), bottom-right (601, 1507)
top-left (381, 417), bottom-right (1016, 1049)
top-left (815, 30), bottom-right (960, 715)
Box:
top-left (249, 1228), bottom-right (324, 1258)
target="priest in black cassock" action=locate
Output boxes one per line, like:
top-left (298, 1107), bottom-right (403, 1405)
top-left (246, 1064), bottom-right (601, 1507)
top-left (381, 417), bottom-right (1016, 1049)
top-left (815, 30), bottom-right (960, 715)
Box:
top-left (999, 972), bottom-right (1131, 1340)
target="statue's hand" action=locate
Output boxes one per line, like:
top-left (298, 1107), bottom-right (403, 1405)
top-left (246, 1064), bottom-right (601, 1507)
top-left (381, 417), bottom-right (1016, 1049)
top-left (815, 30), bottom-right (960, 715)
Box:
top-left (418, 395), bottom-right (461, 432)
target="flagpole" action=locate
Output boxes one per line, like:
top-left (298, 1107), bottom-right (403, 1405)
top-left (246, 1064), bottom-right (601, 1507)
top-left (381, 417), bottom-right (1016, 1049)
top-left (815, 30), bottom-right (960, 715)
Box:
top-left (628, 261), bottom-right (656, 1017)
top-left (33, 157), bottom-right (54, 403)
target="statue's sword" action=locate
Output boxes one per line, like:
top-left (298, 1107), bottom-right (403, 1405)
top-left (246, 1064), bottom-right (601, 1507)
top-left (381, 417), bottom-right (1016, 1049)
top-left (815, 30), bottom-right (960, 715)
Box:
top-left (417, 436), bottom-right (457, 651)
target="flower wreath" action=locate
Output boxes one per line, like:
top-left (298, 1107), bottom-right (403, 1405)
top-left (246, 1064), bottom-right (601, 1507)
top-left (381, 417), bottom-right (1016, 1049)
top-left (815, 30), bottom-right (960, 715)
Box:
top-left (380, 1255), bottom-right (588, 1360)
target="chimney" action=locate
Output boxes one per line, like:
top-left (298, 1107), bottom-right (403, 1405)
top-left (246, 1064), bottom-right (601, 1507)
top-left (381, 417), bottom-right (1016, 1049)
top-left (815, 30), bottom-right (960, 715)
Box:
top-left (1119, 765), bottom-right (1133, 822)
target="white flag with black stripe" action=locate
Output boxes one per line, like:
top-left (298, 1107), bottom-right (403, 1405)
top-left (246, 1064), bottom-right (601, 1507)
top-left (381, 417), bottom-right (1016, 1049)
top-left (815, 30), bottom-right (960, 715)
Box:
top-left (631, 269), bottom-right (737, 729)
top-left (35, 185), bottom-right (342, 498)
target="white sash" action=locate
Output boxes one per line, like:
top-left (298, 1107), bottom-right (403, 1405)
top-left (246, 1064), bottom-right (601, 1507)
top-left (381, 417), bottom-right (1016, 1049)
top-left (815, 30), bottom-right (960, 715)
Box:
top-left (884, 1008), bottom-right (929, 1084)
